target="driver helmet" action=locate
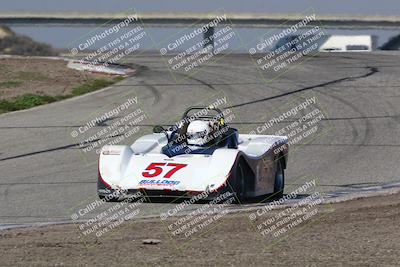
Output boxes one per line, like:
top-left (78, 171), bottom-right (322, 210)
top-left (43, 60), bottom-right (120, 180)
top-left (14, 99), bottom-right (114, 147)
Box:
top-left (186, 120), bottom-right (212, 146)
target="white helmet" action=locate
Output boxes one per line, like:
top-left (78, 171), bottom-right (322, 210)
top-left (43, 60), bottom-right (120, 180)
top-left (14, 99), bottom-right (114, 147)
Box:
top-left (186, 120), bottom-right (212, 146)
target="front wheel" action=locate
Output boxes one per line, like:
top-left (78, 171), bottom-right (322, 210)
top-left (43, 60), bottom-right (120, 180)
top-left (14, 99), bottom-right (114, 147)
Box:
top-left (273, 160), bottom-right (285, 199)
top-left (98, 194), bottom-right (120, 202)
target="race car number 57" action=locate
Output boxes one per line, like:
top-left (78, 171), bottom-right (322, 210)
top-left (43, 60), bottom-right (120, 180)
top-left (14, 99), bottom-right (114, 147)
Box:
top-left (142, 163), bottom-right (187, 178)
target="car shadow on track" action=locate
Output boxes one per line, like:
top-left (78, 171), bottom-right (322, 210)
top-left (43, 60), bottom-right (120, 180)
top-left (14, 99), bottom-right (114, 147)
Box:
top-left (117, 193), bottom-right (311, 205)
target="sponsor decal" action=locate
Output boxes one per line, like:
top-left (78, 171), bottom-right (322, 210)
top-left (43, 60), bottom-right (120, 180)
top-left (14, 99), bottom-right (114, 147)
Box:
top-left (139, 179), bottom-right (180, 186)
top-left (102, 149), bottom-right (122, 155)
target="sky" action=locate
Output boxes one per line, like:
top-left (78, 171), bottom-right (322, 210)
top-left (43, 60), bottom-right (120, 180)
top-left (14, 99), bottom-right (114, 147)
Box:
top-left (1, 0), bottom-right (400, 16)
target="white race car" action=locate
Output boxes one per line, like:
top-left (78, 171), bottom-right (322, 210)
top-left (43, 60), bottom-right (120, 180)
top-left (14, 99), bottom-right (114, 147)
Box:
top-left (98, 107), bottom-right (289, 202)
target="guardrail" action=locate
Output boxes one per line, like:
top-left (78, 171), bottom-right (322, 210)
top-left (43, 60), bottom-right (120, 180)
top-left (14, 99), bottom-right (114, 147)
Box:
top-left (1, 12), bottom-right (400, 29)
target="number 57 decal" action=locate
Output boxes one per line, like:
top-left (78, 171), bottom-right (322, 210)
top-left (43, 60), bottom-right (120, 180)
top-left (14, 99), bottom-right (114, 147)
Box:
top-left (142, 163), bottom-right (187, 178)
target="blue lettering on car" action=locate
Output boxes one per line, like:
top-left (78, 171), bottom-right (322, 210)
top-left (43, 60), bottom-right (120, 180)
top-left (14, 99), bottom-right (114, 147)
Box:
top-left (139, 179), bottom-right (180, 186)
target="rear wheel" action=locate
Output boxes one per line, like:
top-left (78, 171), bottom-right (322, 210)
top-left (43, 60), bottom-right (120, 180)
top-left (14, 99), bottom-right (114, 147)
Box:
top-left (234, 163), bottom-right (246, 203)
top-left (273, 160), bottom-right (285, 199)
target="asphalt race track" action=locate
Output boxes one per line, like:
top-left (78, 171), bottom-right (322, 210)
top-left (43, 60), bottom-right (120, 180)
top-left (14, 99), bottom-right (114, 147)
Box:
top-left (1, 52), bottom-right (399, 227)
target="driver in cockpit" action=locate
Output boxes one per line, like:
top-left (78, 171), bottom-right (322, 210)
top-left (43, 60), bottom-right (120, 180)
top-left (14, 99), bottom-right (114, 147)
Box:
top-left (162, 119), bottom-right (238, 157)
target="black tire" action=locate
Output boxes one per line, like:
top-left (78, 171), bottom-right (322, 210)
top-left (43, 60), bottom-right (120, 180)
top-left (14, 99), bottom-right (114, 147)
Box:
top-left (98, 193), bottom-right (120, 202)
top-left (98, 175), bottom-right (121, 202)
top-left (234, 163), bottom-right (246, 203)
top-left (273, 159), bottom-right (285, 199)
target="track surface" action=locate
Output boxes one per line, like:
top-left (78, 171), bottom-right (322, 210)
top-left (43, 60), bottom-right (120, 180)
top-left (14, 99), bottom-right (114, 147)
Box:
top-left (1, 52), bottom-right (399, 226)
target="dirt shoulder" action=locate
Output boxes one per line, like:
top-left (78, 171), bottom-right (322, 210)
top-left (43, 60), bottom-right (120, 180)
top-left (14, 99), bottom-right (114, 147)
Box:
top-left (0, 57), bottom-right (118, 100)
top-left (1, 193), bottom-right (399, 266)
